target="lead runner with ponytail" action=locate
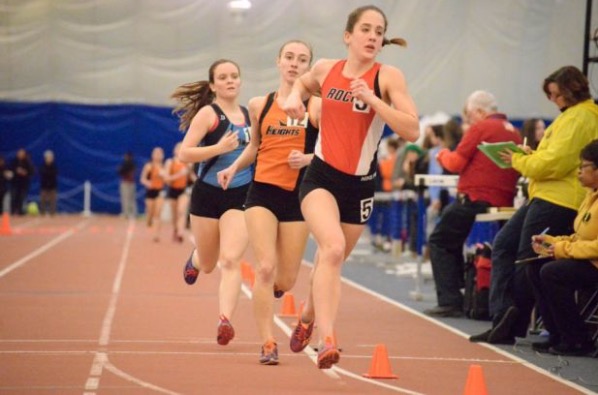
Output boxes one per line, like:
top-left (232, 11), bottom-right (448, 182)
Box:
top-left (283, 5), bottom-right (420, 369)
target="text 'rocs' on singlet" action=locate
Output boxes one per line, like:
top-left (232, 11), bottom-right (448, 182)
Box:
top-left (254, 92), bottom-right (319, 192)
top-left (197, 103), bottom-right (252, 188)
top-left (319, 60), bottom-right (383, 176)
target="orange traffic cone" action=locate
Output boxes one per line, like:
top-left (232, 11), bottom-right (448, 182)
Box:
top-left (463, 364), bottom-right (488, 395)
top-left (241, 261), bottom-right (255, 285)
top-left (0, 212), bottom-right (12, 236)
top-left (362, 344), bottom-right (397, 379)
top-left (279, 293), bottom-right (297, 317)
top-left (241, 261), bottom-right (250, 280)
top-left (248, 270), bottom-right (255, 287)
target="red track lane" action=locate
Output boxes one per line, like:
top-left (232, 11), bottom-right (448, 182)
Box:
top-left (0, 215), bottom-right (591, 394)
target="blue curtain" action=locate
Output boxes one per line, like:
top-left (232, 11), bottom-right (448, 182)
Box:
top-left (0, 101), bottom-right (183, 214)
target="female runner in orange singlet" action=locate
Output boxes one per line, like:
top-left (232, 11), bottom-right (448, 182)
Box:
top-left (218, 40), bottom-right (320, 365)
top-left (283, 5), bottom-right (420, 369)
top-left (140, 146), bottom-right (165, 242)
top-left (164, 142), bottom-right (192, 243)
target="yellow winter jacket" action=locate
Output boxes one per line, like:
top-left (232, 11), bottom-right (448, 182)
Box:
top-left (512, 99), bottom-right (598, 211)
top-left (545, 189), bottom-right (598, 269)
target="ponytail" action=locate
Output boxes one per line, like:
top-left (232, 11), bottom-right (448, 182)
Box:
top-left (382, 37), bottom-right (407, 48)
top-left (171, 81), bottom-right (214, 132)
top-left (171, 59), bottom-right (240, 132)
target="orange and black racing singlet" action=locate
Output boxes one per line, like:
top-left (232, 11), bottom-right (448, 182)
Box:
top-left (254, 93), bottom-right (319, 191)
top-left (319, 60), bottom-right (383, 176)
top-left (148, 165), bottom-right (164, 190)
top-left (169, 160), bottom-right (187, 189)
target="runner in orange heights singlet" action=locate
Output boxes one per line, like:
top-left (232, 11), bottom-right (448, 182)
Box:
top-left (218, 40), bottom-right (320, 365)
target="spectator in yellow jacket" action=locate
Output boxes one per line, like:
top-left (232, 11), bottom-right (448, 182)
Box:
top-left (526, 139), bottom-right (598, 356)
top-left (470, 65), bottom-right (598, 345)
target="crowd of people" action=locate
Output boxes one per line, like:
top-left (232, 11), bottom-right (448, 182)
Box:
top-left (366, 65), bottom-right (598, 358)
top-left (3, 4), bottom-right (597, 369)
top-left (0, 148), bottom-right (54, 216)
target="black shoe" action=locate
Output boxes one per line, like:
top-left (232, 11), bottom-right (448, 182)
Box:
top-left (549, 341), bottom-right (597, 356)
top-left (531, 340), bottom-right (553, 353)
top-left (423, 305), bottom-right (464, 318)
top-left (531, 335), bottom-right (560, 353)
top-left (469, 329), bottom-right (492, 343)
top-left (488, 306), bottom-right (518, 344)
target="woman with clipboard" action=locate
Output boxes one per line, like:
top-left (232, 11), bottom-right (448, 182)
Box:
top-left (470, 66), bottom-right (598, 346)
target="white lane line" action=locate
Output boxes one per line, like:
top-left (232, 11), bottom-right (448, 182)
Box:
top-left (84, 220), bottom-right (135, 394)
top-left (103, 360), bottom-right (181, 395)
top-left (85, 219), bottom-right (182, 395)
top-left (239, 263), bottom-right (460, 393)
top-left (239, 283), bottom-right (342, 380)
top-left (333, 366), bottom-right (425, 395)
top-left (84, 377), bottom-right (99, 391)
top-left (0, 220), bottom-right (88, 278)
top-left (338, 275), bottom-right (596, 395)
top-left (89, 352), bottom-right (106, 376)
top-left (98, 220), bottom-right (135, 346)
top-left (0, 349), bottom-right (519, 365)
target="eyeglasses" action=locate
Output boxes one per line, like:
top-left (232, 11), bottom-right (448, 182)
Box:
top-left (579, 163), bottom-right (596, 170)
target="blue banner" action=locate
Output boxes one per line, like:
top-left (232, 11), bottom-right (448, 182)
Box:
top-left (0, 101), bottom-right (183, 214)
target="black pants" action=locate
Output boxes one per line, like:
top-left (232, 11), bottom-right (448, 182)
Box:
top-left (11, 185), bottom-right (29, 215)
top-left (0, 187), bottom-right (6, 214)
top-left (489, 198), bottom-right (576, 335)
top-left (528, 259), bottom-right (598, 344)
top-left (428, 196), bottom-right (490, 307)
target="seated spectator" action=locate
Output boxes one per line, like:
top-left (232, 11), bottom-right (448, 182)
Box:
top-left (470, 65), bottom-right (598, 344)
top-left (519, 118), bottom-right (545, 150)
top-left (525, 139), bottom-right (598, 356)
top-left (424, 90), bottom-right (521, 318)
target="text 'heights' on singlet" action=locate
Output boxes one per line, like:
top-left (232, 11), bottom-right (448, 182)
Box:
top-left (254, 92), bottom-right (319, 191)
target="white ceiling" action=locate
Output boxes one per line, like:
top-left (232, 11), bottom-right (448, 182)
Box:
top-left (1, 0), bottom-right (597, 118)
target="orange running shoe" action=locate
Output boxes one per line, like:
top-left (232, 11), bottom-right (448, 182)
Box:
top-left (290, 319), bottom-right (314, 352)
top-left (216, 315), bottom-right (235, 346)
top-left (317, 336), bottom-right (340, 369)
top-left (259, 340), bottom-right (279, 365)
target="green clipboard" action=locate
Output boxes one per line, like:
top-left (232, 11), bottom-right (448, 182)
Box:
top-left (477, 141), bottom-right (526, 169)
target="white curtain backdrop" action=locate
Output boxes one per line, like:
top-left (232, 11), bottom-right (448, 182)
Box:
top-left (1, 0), bottom-right (597, 119)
